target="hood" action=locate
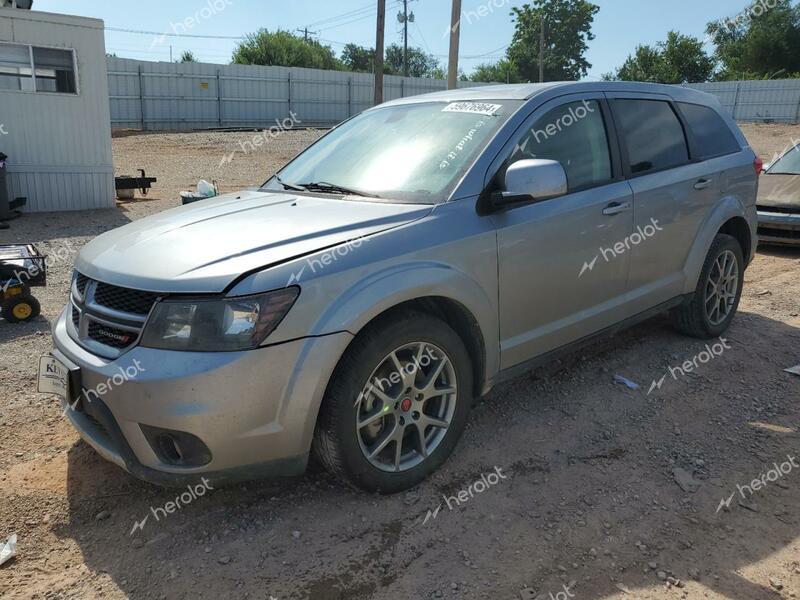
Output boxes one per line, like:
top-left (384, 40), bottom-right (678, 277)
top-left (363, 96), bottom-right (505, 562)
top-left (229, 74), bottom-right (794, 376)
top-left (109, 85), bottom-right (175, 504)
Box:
top-left (76, 190), bottom-right (433, 293)
top-left (757, 173), bottom-right (800, 210)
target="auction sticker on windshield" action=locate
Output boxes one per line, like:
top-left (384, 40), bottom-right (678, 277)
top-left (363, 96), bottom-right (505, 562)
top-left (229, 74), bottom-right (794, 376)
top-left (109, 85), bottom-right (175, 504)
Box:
top-left (442, 102), bottom-right (503, 116)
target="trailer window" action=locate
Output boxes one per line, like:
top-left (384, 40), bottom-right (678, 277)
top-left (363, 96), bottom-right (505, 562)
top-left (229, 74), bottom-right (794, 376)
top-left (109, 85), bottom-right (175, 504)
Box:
top-left (0, 42), bottom-right (76, 95)
top-left (0, 43), bottom-right (34, 92)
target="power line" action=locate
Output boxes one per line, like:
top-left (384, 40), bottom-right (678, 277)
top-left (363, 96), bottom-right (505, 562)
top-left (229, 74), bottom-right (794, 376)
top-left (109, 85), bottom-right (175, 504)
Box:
top-left (105, 26), bottom-right (245, 41)
top-left (305, 1), bottom-right (377, 29)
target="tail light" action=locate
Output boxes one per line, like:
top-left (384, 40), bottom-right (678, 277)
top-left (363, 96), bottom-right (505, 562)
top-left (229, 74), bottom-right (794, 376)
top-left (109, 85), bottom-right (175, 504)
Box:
top-left (754, 156), bottom-right (764, 175)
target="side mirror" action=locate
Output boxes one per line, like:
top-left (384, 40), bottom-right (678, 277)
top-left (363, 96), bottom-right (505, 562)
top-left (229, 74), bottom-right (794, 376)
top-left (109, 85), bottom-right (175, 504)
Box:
top-left (491, 159), bottom-right (568, 209)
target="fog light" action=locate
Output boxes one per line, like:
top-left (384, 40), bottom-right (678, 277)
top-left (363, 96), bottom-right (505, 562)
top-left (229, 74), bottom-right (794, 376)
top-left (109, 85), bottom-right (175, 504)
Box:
top-left (140, 425), bottom-right (212, 467)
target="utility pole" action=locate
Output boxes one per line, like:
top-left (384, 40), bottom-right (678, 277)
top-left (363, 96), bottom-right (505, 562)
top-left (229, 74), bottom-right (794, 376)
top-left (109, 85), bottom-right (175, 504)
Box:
top-left (397, 0), bottom-right (415, 77)
top-left (538, 16), bottom-right (545, 83)
top-left (374, 0), bottom-right (386, 105)
top-left (447, 0), bottom-right (462, 90)
top-left (296, 27), bottom-right (318, 42)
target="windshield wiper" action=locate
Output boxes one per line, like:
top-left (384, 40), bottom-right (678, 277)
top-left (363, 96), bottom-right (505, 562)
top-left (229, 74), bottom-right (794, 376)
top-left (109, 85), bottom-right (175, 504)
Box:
top-left (296, 181), bottom-right (377, 198)
top-left (275, 175), bottom-right (307, 192)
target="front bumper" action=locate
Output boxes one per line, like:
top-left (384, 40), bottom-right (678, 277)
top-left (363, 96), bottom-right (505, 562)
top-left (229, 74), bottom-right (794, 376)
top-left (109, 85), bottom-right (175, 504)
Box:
top-left (757, 210), bottom-right (800, 245)
top-left (51, 307), bottom-right (353, 486)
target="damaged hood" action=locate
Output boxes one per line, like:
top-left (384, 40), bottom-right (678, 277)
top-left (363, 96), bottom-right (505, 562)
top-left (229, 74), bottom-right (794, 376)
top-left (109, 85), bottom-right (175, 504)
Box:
top-left (757, 173), bottom-right (800, 210)
top-left (76, 190), bottom-right (433, 293)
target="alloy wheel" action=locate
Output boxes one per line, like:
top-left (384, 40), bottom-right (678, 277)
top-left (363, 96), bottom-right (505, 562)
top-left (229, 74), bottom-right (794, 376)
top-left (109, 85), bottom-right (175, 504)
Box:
top-left (704, 249), bottom-right (739, 326)
top-left (354, 342), bottom-right (457, 473)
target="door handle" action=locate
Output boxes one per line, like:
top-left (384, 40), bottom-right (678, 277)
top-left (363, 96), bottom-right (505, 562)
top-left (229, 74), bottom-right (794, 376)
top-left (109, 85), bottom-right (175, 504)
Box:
top-left (602, 201), bottom-right (631, 216)
top-left (694, 178), bottom-right (712, 190)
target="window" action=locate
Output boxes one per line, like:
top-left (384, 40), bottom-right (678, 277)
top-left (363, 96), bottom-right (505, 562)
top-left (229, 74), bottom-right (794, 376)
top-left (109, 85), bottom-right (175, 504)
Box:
top-left (614, 99), bottom-right (689, 175)
top-left (678, 102), bottom-right (740, 159)
top-left (0, 42), bottom-right (76, 94)
top-left (0, 43), bottom-right (34, 92)
top-left (508, 100), bottom-right (612, 191)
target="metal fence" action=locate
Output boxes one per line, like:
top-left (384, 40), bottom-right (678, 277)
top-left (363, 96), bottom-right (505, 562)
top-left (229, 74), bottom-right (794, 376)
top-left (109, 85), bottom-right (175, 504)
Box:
top-left (107, 57), bottom-right (491, 131)
top-left (687, 79), bottom-right (800, 123)
top-left (107, 58), bottom-right (800, 130)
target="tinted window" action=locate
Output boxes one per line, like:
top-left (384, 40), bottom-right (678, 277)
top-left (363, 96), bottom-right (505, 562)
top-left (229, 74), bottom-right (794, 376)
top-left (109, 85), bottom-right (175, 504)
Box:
top-left (509, 100), bottom-right (612, 191)
top-left (615, 100), bottom-right (689, 174)
top-left (678, 102), bottom-right (740, 159)
top-left (767, 144), bottom-right (800, 175)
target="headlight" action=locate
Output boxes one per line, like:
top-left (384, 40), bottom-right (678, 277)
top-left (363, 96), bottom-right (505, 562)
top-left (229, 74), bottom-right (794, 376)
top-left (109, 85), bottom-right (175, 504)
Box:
top-left (140, 287), bottom-right (299, 352)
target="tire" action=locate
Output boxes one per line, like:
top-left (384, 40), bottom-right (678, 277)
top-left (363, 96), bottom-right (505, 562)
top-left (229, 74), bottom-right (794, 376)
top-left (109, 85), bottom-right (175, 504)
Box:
top-left (313, 310), bottom-right (473, 493)
top-left (671, 234), bottom-right (744, 339)
top-left (2, 295), bottom-right (41, 323)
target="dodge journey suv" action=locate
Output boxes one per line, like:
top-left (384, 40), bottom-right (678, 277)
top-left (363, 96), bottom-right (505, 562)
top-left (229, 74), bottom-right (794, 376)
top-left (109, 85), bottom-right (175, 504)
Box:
top-left (41, 82), bottom-right (758, 493)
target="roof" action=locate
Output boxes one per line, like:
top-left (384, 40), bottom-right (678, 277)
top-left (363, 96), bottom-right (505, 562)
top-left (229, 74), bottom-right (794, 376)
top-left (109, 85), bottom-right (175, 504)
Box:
top-left (381, 81), bottom-right (720, 107)
top-left (0, 6), bottom-right (104, 29)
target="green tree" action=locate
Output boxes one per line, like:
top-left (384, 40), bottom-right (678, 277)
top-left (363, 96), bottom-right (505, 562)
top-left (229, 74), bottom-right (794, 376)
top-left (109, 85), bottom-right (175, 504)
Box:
top-left (507, 0), bottom-right (599, 82)
top-left (606, 31), bottom-right (715, 84)
top-left (341, 43), bottom-right (374, 72)
top-left (706, 0), bottom-right (800, 80)
top-left (179, 50), bottom-right (197, 63)
top-left (232, 29), bottom-right (343, 70)
top-left (470, 60), bottom-right (522, 83)
top-left (384, 44), bottom-right (441, 78)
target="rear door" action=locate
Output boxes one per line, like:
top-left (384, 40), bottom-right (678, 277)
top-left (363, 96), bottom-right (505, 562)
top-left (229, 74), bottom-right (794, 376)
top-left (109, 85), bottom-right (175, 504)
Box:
top-left (488, 93), bottom-right (635, 369)
top-left (607, 94), bottom-right (720, 312)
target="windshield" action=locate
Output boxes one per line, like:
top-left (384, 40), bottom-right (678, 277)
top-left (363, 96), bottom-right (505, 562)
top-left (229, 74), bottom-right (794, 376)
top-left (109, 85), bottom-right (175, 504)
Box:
top-left (767, 144), bottom-right (800, 175)
top-left (264, 100), bottom-right (522, 203)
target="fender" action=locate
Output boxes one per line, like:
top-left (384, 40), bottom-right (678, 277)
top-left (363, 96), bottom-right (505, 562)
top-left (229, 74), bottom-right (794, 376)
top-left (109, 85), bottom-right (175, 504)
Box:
top-left (308, 260), bottom-right (500, 384)
top-left (681, 194), bottom-right (749, 295)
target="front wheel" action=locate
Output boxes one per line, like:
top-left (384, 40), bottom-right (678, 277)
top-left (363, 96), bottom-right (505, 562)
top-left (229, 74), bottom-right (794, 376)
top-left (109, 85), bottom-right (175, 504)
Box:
top-left (671, 233), bottom-right (744, 338)
top-left (313, 311), bottom-right (473, 493)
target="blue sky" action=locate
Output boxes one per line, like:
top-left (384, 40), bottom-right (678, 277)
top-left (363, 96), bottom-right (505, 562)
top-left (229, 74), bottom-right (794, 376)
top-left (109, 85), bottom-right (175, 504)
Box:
top-left (37, 0), bottom-right (749, 79)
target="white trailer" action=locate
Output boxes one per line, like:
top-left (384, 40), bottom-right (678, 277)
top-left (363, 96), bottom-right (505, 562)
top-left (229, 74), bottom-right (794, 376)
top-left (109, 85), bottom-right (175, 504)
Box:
top-left (0, 6), bottom-right (114, 212)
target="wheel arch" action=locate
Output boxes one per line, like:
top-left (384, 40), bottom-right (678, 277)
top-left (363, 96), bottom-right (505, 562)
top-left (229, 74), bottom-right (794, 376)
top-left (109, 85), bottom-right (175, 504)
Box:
top-left (682, 197), bottom-right (753, 295)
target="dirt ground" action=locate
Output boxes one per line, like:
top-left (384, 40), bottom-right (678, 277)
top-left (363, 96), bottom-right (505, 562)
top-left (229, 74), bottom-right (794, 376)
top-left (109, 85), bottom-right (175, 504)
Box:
top-left (1, 124), bottom-right (799, 600)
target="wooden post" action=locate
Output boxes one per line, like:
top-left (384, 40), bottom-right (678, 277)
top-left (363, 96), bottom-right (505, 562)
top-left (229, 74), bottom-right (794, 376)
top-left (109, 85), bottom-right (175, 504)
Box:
top-left (217, 69), bottom-right (223, 127)
top-left (447, 0), bottom-right (462, 90)
top-left (374, 0), bottom-right (386, 105)
top-left (138, 65), bottom-right (146, 131)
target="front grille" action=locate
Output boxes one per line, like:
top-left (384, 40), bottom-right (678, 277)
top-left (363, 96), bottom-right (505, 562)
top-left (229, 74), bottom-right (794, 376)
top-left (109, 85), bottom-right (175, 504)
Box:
top-left (757, 205), bottom-right (800, 215)
top-left (94, 281), bottom-right (159, 316)
top-left (75, 273), bottom-right (89, 296)
top-left (87, 321), bottom-right (138, 349)
top-left (68, 271), bottom-right (161, 358)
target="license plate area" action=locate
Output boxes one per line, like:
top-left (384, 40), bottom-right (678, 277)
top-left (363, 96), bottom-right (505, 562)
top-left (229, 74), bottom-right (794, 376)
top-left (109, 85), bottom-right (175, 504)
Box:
top-left (37, 354), bottom-right (80, 404)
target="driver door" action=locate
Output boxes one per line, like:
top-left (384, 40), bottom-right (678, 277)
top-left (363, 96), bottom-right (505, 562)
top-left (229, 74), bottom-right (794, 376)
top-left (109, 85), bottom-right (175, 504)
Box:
top-left (490, 94), bottom-right (635, 369)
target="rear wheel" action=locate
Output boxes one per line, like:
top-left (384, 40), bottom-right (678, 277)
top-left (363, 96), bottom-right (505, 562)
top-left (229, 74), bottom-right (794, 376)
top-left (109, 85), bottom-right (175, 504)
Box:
top-left (313, 311), bottom-right (473, 493)
top-left (671, 234), bottom-right (744, 338)
top-left (2, 295), bottom-right (41, 323)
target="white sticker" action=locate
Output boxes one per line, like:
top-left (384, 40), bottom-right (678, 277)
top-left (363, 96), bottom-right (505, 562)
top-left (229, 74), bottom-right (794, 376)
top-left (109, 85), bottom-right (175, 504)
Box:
top-left (442, 102), bottom-right (502, 116)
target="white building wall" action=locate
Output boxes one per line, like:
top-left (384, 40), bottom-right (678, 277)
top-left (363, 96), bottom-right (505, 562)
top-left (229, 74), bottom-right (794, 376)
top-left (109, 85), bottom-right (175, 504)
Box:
top-left (0, 7), bottom-right (114, 212)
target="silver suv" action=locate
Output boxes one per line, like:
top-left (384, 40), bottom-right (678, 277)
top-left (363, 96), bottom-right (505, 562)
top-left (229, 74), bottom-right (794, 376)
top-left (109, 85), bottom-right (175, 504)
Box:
top-left (44, 82), bottom-right (758, 493)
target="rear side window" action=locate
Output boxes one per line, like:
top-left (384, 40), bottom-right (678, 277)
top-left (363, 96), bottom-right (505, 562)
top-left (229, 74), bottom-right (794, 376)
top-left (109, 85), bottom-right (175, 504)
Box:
top-left (614, 99), bottom-right (689, 175)
top-left (678, 102), bottom-right (740, 159)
